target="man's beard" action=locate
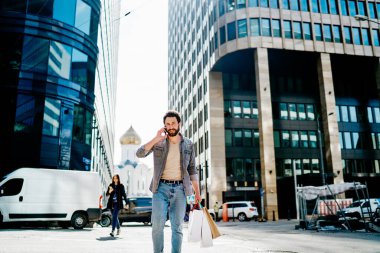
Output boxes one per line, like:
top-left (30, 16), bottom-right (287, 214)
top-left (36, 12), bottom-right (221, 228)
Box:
top-left (167, 128), bottom-right (180, 137)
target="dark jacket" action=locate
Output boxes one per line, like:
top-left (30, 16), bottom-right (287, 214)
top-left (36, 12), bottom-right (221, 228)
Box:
top-left (106, 183), bottom-right (127, 210)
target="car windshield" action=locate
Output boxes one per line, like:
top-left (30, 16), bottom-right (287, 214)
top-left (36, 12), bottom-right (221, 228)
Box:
top-left (129, 198), bottom-right (152, 207)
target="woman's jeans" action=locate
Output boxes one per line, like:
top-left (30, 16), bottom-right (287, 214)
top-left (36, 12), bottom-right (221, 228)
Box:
top-left (152, 182), bottom-right (186, 253)
top-left (111, 203), bottom-right (120, 231)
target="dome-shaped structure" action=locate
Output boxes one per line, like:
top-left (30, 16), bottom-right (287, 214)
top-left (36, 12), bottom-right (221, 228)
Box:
top-left (120, 126), bottom-right (141, 145)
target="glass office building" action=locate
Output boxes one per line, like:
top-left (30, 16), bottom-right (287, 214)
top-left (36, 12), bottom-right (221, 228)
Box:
top-left (0, 0), bottom-right (120, 189)
top-left (168, 0), bottom-right (380, 219)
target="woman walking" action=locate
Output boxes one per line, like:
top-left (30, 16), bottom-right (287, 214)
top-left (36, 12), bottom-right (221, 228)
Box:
top-left (106, 174), bottom-right (127, 237)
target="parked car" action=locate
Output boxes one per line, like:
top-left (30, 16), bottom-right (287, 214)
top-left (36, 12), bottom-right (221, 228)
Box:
top-left (337, 198), bottom-right (380, 219)
top-left (208, 201), bottom-right (259, 222)
top-left (0, 168), bottom-right (103, 229)
top-left (99, 196), bottom-right (153, 227)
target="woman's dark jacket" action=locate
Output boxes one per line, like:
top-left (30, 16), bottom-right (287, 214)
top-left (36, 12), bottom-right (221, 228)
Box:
top-left (106, 183), bottom-right (127, 209)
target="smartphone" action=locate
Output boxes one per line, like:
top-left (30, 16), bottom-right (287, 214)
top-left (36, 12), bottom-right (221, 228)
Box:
top-left (164, 127), bottom-right (168, 135)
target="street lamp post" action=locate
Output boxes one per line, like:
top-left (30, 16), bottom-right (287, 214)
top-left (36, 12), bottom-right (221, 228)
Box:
top-left (355, 15), bottom-right (380, 25)
top-left (317, 115), bottom-right (326, 186)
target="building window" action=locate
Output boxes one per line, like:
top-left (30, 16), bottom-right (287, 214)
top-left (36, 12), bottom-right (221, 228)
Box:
top-left (312, 0), bottom-right (319, 13)
top-left (48, 41), bottom-right (72, 79)
top-left (299, 0), bottom-right (308, 11)
top-left (333, 25), bottom-right (342, 43)
top-left (282, 0), bottom-right (290, 9)
top-left (330, 0), bottom-right (338, 14)
top-left (291, 0), bottom-right (299, 10)
top-left (232, 101), bottom-right (242, 118)
top-left (348, 0), bottom-right (357, 16)
top-left (75, 0), bottom-right (91, 35)
top-left (272, 19), bottom-right (281, 37)
top-left (340, 0), bottom-right (348, 15)
top-left (368, 2), bottom-right (376, 19)
top-left (248, 0), bottom-right (259, 7)
top-left (225, 129), bottom-right (233, 146)
top-left (373, 29), bottom-right (380, 46)
top-left (352, 27), bottom-right (361, 45)
top-left (323, 24), bottom-right (332, 42)
top-left (242, 101), bottom-right (251, 118)
top-left (227, 0), bottom-right (236, 11)
top-left (344, 26), bottom-right (352, 44)
top-left (261, 0), bottom-right (270, 7)
top-left (42, 98), bottom-right (61, 136)
top-left (250, 18), bottom-right (260, 36)
top-left (361, 28), bottom-right (370, 45)
top-left (220, 26), bottom-right (226, 45)
top-left (270, 0), bottom-right (279, 8)
top-left (291, 131), bottom-right (299, 147)
top-left (21, 36), bottom-right (49, 74)
top-left (293, 21), bottom-right (302, 39)
top-left (284, 20), bottom-right (292, 39)
top-left (237, 19), bottom-right (248, 38)
top-left (282, 131), bottom-right (290, 147)
top-left (314, 23), bottom-right (323, 41)
top-left (309, 131), bottom-right (317, 148)
top-left (262, 18), bottom-right (271, 36)
top-left (243, 129), bottom-right (253, 146)
top-left (280, 103), bottom-right (288, 119)
top-left (303, 22), bottom-right (312, 40)
top-left (320, 0), bottom-right (329, 13)
top-left (237, 0), bottom-right (247, 8)
top-left (227, 22), bottom-right (236, 41)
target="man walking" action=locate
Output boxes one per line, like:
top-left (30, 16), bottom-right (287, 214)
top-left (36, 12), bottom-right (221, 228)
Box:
top-left (136, 110), bottom-right (201, 253)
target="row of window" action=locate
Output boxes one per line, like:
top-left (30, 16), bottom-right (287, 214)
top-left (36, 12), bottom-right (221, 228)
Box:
top-left (224, 100), bottom-right (259, 118)
top-left (275, 102), bottom-right (316, 121)
top-left (336, 105), bottom-right (380, 123)
top-left (21, 36), bottom-right (95, 91)
top-left (1, 0), bottom-right (97, 40)
top-left (276, 158), bottom-right (321, 177)
top-left (274, 130), bottom-right (319, 148)
top-left (338, 131), bottom-right (380, 150)
top-left (225, 129), bottom-right (260, 147)
top-left (342, 159), bottom-right (380, 174)
top-left (14, 94), bottom-right (92, 145)
top-left (226, 158), bottom-right (261, 180)
top-left (218, 0), bottom-right (380, 19)
top-left (220, 18), bottom-right (380, 46)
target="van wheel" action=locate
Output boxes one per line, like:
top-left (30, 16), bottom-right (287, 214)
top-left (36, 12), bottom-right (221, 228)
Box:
top-left (71, 213), bottom-right (88, 229)
top-left (99, 215), bottom-right (111, 227)
top-left (238, 213), bottom-right (247, 222)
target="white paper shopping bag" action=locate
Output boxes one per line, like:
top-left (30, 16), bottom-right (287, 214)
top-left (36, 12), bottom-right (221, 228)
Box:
top-left (187, 209), bottom-right (203, 242)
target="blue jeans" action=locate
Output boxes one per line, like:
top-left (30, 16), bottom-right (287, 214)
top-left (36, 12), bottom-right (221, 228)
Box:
top-left (111, 203), bottom-right (120, 231)
top-left (152, 182), bottom-right (186, 253)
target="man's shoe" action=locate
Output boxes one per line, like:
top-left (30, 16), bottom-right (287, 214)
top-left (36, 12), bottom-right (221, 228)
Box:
top-left (116, 229), bottom-right (120, 235)
top-left (110, 231), bottom-right (114, 237)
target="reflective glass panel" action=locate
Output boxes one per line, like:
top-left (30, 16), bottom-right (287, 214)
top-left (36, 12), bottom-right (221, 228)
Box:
top-left (309, 131), bottom-right (317, 148)
top-left (340, 0), bottom-right (348, 15)
top-left (289, 103), bottom-right (297, 120)
top-left (225, 129), bottom-right (233, 146)
top-left (14, 95), bottom-right (36, 133)
top-left (261, 0), bottom-right (269, 7)
top-left (227, 0), bottom-right (236, 11)
top-left (303, 22), bottom-right (312, 40)
top-left (232, 101), bottom-right (242, 118)
top-left (227, 22), bottom-right (236, 41)
top-left (372, 29), bottom-right (380, 46)
top-left (374, 107), bottom-right (380, 123)
top-left (312, 0), bottom-right (319, 12)
top-left (0, 0), bottom-right (26, 12)
top-left (298, 104), bottom-right (306, 120)
top-left (27, 0), bottom-right (53, 17)
top-left (367, 107), bottom-right (373, 123)
top-left (362, 28), bottom-right (370, 45)
top-left (320, 0), bottom-right (328, 13)
top-left (339, 132), bottom-right (344, 149)
top-left (274, 131), bottom-right (280, 147)
top-left (311, 159), bottom-right (319, 173)
top-left (314, 23), bottom-right (323, 41)
top-left (21, 36), bottom-right (49, 73)
top-left (43, 98), bottom-right (61, 136)
top-left (352, 132), bottom-right (359, 149)
top-left (336, 106), bottom-right (341, 121)
top-left (303, 159), bottom-right (311, 174)
top-left (219, 0), bottom-right (226, 16)
top-left (48, 41), bottom-right (72, 79)
top-left (295, 159), bottom-right (302, 175)
top-left (237, 19), bottom-right (248, 38)
top-left (324, 24), bottom-right (332, 42)
top-left (300, 0), bottom-right (309, 11)
top-left (341, 106), bottom-right (349, 122)
top-left (333, 25), bottom-right (342, 43)
top-left (306, 104), bottom-right (315, 120)
top-left (71, 49), bottom-right (88, 87)
top-left (344, 27), bottom-right (352, 44)
top-left (282, 0), bottom-right (290, 9)
top-left (243, 129), bottom-right (253, 146)
top-left (262, 18), bottom-right (271, 36)
top-left (330, 0), bottom-right (338, 14)
top-left (280, 103), bottom-right (288, 119)
top-left (282, 131), bottom-right (290, 147)
top-left (300, 131), bottom-right (308, 147)
top-left (220, 26), bottom-right (226, 44)
top-left (242, 101), bottom-right (251, 118)
top-left (348, 0), bottom-right (357, 16)
top-left (75, 0), bottom-right (91, 35)
top-left (284, 20), bottom-right (292, 38)
top-left (291, 131), bottom-right (299, 147)
top-left (250, 18), bottom-right (260, 36)
top-left (252, 102), bottom-right (258, 119)
top-left (368, 3), bottom-right (376, 19)
top-left (357, 1), bottom-right (365, 16)
top-left (272, 19), bottom-right (281, 37)
top-left (254, 131), bottom-right (260, 147)
top-left (291, 0), bottom-right (299, 10)
top-left (352, 27), bottom-right (361, 45)
top-left (248, 0), bottom-right (259, 7)
top-left (349, 106), bottom-right (357, 122)
top-left (293, 21), bottom-right (302, 39)
top-left (344, 132), bottom-right (352, 149)
top-left (270, 0), bottom-right (279, 8)
top-left (237, 0), bottom-right (246, 8)
top-left (235, 129), bottom-right (243, 146)
top-left (53, 0), bottom-right (76, 25)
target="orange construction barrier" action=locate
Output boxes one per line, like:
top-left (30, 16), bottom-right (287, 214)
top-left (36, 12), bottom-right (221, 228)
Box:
top-left (222, 203), bottom-right (228, 222)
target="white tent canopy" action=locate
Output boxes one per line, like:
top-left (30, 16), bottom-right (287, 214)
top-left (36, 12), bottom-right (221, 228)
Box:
top-left (297, 182), bottom-right (367, 200)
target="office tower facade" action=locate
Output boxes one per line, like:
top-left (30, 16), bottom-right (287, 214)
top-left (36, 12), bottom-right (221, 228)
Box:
top-left (0, 0), bottom-right (120, 189)
top-left (168, 0), bottom-right (380, 219)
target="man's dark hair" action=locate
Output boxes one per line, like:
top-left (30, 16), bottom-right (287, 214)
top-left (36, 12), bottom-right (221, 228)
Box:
top-left (163, 110), bottom-right (181, 124)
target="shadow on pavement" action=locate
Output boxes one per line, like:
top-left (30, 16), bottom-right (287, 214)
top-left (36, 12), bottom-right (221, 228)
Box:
top-left (96, 236), bottom-right (120, 241)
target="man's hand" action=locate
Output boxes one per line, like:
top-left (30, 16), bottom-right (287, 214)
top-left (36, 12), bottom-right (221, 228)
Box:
top-left (195, 192), bottom-right (202, 203)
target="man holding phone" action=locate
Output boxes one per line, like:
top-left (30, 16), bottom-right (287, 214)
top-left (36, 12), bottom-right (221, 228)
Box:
top-left (136, 110), bottom-right (201, 253)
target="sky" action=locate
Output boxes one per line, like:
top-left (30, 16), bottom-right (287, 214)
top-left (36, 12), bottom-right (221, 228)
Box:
top-left (114, 0), bottom-right (168, 167)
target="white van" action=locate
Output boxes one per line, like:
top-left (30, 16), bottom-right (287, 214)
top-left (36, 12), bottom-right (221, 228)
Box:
top-left (0, 168), bottom-right (102, 229)
top-left (338, 198), bottom-right (380, 219)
